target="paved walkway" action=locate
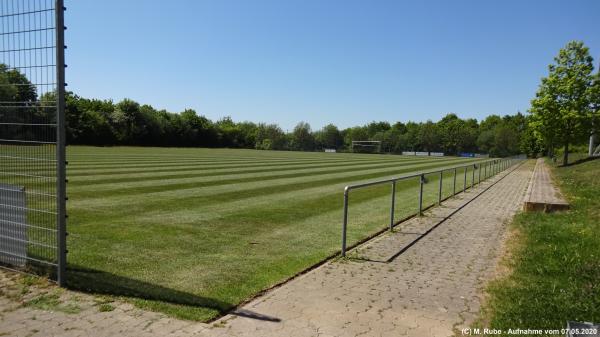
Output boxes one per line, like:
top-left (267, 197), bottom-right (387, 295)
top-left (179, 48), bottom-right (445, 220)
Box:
top-left (0, 161), bottom-right (533, 337)
top-left (523, 158), bottom-right (569, 212)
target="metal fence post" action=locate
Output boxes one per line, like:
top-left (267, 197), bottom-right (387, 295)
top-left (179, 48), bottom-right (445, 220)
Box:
top-left (418, 174), bottom-right (424, 215)
top-left (390, 181), bottom-right (396, 230)
top-left (453, 168), bottom-right (457, 195)
top-left (471, 164), bottom-right (475, 188)
top-left (56, 0), bottom-right (67, 287)
top-left (342, 189), bottom-right (349, 256)
top-left (438, 171), bottom-right (443, 204)
top-left (478, 162), bottom-right (482, 184)
top-left (463, 167), bottom-right (467, 192)
top-left (484, 161), bottom-right (487, 179)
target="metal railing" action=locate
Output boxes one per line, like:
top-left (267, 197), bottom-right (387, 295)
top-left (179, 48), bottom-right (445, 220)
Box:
top-left (341, 157), bottom-right (518, 256)
top-left (0, 0), bottom-right (67, 285)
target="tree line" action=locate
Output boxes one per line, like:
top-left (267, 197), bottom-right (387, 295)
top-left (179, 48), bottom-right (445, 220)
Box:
top-left (1, 40), bottom-right (597, 161)
top-left (58, 92), bottom-right (532, 156)
top-left (0, 64), bottom-right (543, 157)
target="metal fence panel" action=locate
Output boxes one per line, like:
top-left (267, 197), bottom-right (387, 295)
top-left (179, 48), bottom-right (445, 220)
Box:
top-left (341, 157), bottom-right (522, 256)
top-left (0, 0), bottom-right (66, 284)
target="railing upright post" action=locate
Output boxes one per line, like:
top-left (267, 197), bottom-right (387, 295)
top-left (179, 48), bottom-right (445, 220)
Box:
top-left (463, 166), bottom-right (467, 192)
top-left (471, 164), bottom-right (475, 188)
top-left (390, 181), bottom-right (396, 231)
top-left (438, 171), bottom-right (443, 204)
top-left (342, 189), bottom-right (349, 256)
top-left (56, 0), bottom-right (67, 287)
top-left (453, 168), bottom-right (456, 195)
top-left (484, 161), bottom-right (487, 179)
top-left (478, 162), bottom-right (482, 184)
top-left (418, 174), bottom-right (424, 215)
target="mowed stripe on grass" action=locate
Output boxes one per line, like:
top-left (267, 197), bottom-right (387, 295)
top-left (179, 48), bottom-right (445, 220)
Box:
top-left (66, 146), bottom-right (480, 321)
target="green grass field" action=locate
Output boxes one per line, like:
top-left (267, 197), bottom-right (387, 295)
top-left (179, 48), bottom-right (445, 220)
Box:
top-left (65, 146), bottom-right (487, 321)
top-left (478, 157), bottom-right (600, 335)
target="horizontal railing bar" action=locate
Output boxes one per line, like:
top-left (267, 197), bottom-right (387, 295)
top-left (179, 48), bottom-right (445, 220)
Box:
top-left (0, 105), bottom-right (57, 108)
top-left (345, 159), bottom-right (495, 191)
top-left (0, 83), bottom-right (57, 87)
top-left (0, 155), bottom-right (57, 162)
top-left (0, 234), bottom-right (57, 250)
top-left (0, 27), bottom-right (55, 36)
top-left (4, 64), bottom-right (57, 70)
top-left (0, 8), bottom-right (54, 18)
top-left (0, 187), bottom-right (56, 198)
top-left (0, 46), bottom-right (55, 53)
top-left (0, 218), bottom-right (58, 233)
top-left (0, 250), bottom-right (57, 267)
top-left (0, 139), bottom-right (55, 144)
top-left (0, 122), bottom-right (57, 126)
top-left (0, 203), bottom-right (57, 215)
top-left (0, 172), bottom-right (56, 180)
top-left (0, 101), bottom-right (56, 104)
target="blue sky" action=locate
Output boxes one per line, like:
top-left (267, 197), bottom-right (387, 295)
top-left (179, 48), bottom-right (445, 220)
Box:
top-left (66, 0), bottom-right (600, 130)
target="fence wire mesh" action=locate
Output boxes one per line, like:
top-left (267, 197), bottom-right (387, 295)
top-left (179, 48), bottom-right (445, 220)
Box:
top-left (0, 0), bottom-right (65, 283)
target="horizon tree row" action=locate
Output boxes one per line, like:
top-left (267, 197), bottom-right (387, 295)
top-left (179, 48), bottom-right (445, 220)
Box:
top-left (0, 62), bottom-right (537, 157)
top-left (56, 91), bottom-right (533, 157)
top-left (8, 40), bottom-right (600, 160)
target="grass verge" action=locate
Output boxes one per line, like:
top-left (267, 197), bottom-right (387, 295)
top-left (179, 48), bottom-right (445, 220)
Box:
top-left (476, 157), bottom-right (600, 335)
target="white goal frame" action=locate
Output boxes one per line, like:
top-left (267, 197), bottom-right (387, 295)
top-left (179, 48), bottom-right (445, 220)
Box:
top-left (351, 141), bottom-right (382, 153)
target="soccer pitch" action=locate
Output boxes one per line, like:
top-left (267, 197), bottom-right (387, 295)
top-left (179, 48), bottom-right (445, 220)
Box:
top-left (66, 146), bottom-right (482, 321)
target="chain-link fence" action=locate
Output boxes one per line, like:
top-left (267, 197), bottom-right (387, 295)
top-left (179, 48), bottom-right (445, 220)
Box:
top-left (0, 0), bottom-right (66, 285)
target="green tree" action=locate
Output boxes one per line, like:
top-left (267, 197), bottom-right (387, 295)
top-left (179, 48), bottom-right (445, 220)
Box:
top-left (366, 121), bottom-right (391, 138)
top-left (290, 121), bottom-right (315, 151)
top-left (419, 120), bottom-right (440, 153)
top-left (493, 125), bottom-right (520, 157)
top-left (530, 41), bottom-right (596, 165)
top-left (437, 114), bottom-right (477, 155)
top-left (343, 126), bottom-right (369, 149)
top-left (403, 122), bottom-right (421, 151)
top-left (0, 64), bottom-right (38, 140)
top-left (111, 98), bottom-right (144, 143)
top-left (315, 124), bottom-right (342, 149)
top-left (255, 123), bottom-right (287, 150)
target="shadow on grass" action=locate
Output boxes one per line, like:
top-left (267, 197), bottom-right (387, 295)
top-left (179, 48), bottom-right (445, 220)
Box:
top-left (561, 155), bottom-right (600, 167)
top-left (65, 264), bottom-right (280, 322)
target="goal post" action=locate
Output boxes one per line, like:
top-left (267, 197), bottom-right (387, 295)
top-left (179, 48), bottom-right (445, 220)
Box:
top-left (351, 140), bottom-right (382, 153)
